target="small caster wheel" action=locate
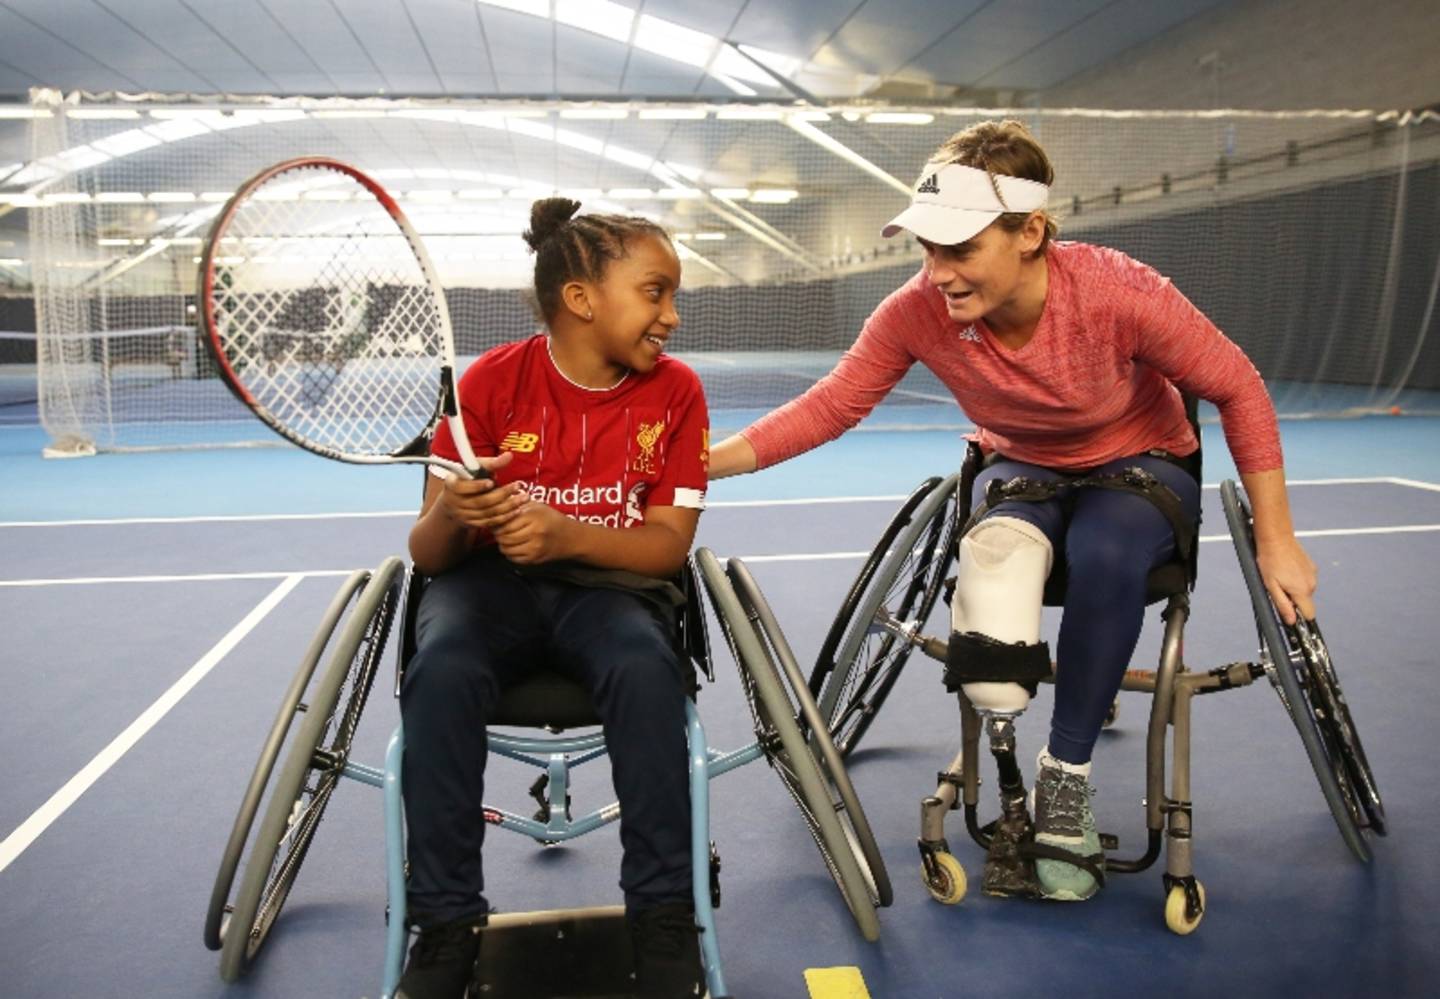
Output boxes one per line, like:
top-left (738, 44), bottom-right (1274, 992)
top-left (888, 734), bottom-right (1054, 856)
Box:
top-left (923, 852), bottom-right (967, 905)
top-left (1164, 879), bottom-right (1206, 935)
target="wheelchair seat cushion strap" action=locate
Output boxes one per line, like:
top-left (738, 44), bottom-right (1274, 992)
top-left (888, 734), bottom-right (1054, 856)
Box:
top-left (964, 466), bottom-right (1195, 564)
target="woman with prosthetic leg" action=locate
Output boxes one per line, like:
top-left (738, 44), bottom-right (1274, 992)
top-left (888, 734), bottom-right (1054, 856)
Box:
top-left (709, 118), bottom-right (1319, 909)
top-left (941, 455), bottom-right (1201, 900)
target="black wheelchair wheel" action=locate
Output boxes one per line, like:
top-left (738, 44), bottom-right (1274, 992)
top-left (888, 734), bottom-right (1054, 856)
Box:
top-left (204, 568), bottom-right (372, 951)
top-left (812, 474), bottom-right (960, 757)
top-left (1221, 481), bottom-right (1383, 862)
top-left (694, 549), bottom-right (882, 942)
top-left (217, 557), bottom-right (404, 981)
top-left (1292, 616), bottom-right (1387, 835)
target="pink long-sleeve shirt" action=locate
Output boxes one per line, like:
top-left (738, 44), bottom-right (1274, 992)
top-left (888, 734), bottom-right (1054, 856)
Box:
top-left (742, 241), bottom-right (1282, 474)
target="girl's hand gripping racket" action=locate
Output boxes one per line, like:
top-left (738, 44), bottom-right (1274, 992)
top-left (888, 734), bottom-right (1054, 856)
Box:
top-left (197, 156), bottom-right (488, 479)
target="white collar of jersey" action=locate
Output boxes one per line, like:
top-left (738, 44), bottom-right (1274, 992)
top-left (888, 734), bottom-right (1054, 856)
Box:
top-left (546, 336), bottom-right (630, 392)
top-left (881, 162), bottom-right (1049, 246)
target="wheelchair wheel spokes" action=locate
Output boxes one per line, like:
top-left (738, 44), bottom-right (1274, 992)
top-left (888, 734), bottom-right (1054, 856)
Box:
top-left (818, 475), bottom-right (960, 758)
top-left (205, 568), bottom-right (372, 952)
top-left (217, 557), bottom-right (403, 982)
top-left (810, 478), bottom-right (940, 704)
top-left (725, 557), bottom-right (893, 909)
top-left (1294, 619), bottom-right (1386, 834)
top-left (693, 549), bottom-right (883, 941)
top-left (1221, 482), bottom-right (1377, 863)
top-left (246, 770), bottom-right (339, 954)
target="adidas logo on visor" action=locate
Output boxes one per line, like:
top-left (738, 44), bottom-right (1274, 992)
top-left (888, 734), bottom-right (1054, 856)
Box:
top-left (917, 173), bottom-right (940, 194)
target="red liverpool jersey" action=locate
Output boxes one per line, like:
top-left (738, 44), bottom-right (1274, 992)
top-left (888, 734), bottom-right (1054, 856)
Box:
top-left (430, 335), bottom-right (709, 532)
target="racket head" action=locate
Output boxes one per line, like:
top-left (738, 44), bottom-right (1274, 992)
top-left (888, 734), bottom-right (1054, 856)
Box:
top-left (197, 156), bottom-right (480, 475)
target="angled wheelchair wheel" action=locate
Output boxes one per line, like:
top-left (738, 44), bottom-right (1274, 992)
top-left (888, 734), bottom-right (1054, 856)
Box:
top-left (204, 568), bottom-right (372, 951)
top-left (726, 557), bottom-right (893, 909)
top-left (1221, 481), bottom-right (1384, 862)
top-left (812, 474), bottom-right (961, 757)
top-left (216, 556), bottom-right (404, 981)
top-left (694, 549), bottom-right (884, 942)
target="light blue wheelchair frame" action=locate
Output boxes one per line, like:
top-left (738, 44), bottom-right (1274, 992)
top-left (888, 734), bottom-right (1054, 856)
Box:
top-left (206, 551), bottom-right (891, 996)
top-left (377, 701), bottom-right (756, 997)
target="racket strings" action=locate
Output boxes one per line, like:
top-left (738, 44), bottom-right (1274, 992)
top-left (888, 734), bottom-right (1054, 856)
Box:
top-left (210, 182), bottom-right (448, 456)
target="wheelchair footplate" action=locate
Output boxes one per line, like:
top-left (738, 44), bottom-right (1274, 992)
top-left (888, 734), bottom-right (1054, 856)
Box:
top-left (471, 906), bottom-right (635, 999)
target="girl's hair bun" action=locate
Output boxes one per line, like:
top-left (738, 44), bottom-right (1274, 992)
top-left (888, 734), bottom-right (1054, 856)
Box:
top-left (523, 197), bottom-right (583, 251)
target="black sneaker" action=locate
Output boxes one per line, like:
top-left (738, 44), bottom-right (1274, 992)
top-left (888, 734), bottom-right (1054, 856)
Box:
top-left (395, 918), bottom-right (484, 999)
top-left (628, 901), bottom-right (705, 999)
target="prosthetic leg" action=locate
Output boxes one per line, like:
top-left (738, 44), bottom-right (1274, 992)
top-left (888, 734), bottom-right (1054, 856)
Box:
top-left (919, 516), bottom-right (1054, 899)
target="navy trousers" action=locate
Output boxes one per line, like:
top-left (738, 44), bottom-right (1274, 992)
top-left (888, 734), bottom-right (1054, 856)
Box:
top-left (399, 553), bottom-right (693, 926)
top-left (972, 453), bottom-right (1202, 766)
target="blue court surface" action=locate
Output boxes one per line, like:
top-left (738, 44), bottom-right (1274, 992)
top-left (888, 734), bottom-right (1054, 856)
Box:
top-left (2, 415), bottom-right (1439, 998)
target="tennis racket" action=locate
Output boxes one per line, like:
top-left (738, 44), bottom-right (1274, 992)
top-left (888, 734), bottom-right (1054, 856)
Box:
top-left (197, 156), bottom-right (486, 478)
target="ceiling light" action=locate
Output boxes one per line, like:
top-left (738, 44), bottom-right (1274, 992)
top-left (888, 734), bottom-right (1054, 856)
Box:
top-left (476, 0), bottom-right (549, 16)
top-left (638, 109), bottom-right (707, 120)
top-left (67, 109), bottom-right (141, 120)
top-left (633, 14), bottom-right (716, 68)
top-left (715, 108), bottom-right (783, 121)
top-left (559, 108), bottom-right (629, 119)
top-left (749, 189), bottom-right (798, 204)
top-left (709, 73), bottom-right (757, 97)
top-left (865, 112), bottom-right (934, 125)
top-left (708, 188), bottom-right (750, 200)
top-left (555, 0), bottom-right (634, 43)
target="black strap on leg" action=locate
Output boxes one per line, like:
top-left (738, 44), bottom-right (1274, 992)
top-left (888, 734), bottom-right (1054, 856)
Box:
top-left (943, 630), bottom-right (1051, 693)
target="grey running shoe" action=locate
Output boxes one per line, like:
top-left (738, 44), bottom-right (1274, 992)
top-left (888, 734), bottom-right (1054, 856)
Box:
top-left (1031, 750), bottom-right (1104, 901)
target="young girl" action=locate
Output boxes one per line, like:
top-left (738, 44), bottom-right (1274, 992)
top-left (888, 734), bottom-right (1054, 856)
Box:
top-left (709, 119), bottom-right (1317, 902)
top-left (396, 198), bottom-right (709, 999)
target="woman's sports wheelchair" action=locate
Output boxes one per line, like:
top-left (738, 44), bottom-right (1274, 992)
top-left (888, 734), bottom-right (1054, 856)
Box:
top-left (805, 438), bottom-right (1385, 933)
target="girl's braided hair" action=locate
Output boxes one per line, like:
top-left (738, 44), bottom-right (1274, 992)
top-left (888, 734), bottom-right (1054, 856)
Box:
top-left (523, 198), bottom-right (669, 321)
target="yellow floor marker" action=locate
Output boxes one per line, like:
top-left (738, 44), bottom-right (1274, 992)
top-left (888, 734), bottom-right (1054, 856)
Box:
top-left (805, 965), bottom-right (871, 999)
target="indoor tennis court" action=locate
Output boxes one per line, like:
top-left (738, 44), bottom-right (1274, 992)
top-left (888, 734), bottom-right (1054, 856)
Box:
top-left (3, 3), bottom-right (1439, 998)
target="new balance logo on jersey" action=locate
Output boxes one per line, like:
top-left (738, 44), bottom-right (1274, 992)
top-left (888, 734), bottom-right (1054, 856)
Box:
top-left (501, 431), bottom-right (539, 453)
top-left (957, 324), bottom-right (982, 342)
top-left (917, 173), bottom-right (940, 194)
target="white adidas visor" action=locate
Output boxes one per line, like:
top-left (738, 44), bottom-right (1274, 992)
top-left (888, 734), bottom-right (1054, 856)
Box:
top-left (881, 162), bottom-right (1049, 245)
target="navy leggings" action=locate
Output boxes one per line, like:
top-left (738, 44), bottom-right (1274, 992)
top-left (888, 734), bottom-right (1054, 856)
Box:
top-left (972, 453), bottom-right (1201, 766)
top-left (399, 554), bottom-right (692, 926)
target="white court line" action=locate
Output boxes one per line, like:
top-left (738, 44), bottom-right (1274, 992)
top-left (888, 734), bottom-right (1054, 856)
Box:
top-left (4, 476), bottom-right (1436, 530)
top-left (4, 520), bottom-right (1440, 588)
top-left (0, 569), bottom-right (351, 588)
top-left (1387, 476), bottom-right (1440, 493)
top-left (0, 574), bottom-right (303, 877)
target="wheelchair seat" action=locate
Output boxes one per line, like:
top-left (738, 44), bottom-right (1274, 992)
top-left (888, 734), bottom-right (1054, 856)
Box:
top-left (960, 391), bottom-right (1203, 610)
